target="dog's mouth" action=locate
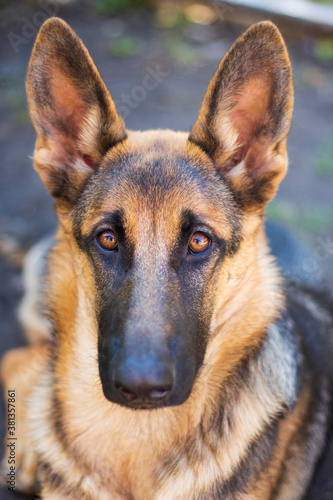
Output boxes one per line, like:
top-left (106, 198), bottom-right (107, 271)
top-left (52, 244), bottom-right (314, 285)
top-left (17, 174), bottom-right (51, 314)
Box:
top-left (127, 401), bottom-right (166, 410)
top-left (110, 393), bottom-right (172, 411)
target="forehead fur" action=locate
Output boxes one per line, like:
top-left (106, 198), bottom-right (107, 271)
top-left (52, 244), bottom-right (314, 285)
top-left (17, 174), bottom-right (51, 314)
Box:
top-left (75, 130), bottom-right (241, 243)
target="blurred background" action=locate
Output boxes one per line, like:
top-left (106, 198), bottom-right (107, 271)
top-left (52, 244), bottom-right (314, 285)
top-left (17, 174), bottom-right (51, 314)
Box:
top-left (0, 0), bottom-right (333, 498)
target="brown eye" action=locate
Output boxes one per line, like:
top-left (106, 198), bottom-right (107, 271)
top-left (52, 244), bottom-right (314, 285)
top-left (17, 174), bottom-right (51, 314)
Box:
top-left (188, 232), bottom-right (211, 254)
top-left (96, 230), bottom-right (118, 251)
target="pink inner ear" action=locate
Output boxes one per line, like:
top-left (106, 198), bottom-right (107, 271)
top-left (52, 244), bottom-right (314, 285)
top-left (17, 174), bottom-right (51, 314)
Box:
top-left (82, 154), bottom-right (96, 168)
top-left (223, 155), bottom-right (242, 172)
top-left (231, 77), bottom-right (270, 145)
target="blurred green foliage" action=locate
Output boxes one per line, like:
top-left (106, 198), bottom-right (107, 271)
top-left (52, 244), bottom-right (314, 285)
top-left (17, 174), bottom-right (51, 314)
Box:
top-left (8, 89), bottom-right (29, 125)
top-left (314, 39), bottom-right (333, 62)
top-left (162, 34), bottom-right (202, 66)
top-left (315, 136), bottom-right (333, 177)
top-left (153, 5), bottom-right (188, 29)
top-left (311, 0), bottom-right (333, 4)
top-left (94, 0), bottom-right (150, 15)
top-left (109, 36), bottom-right (144, 57)
top-left (0, 71), bottom-right (29, 125)
top-left (267, 201), bottom-right (333, 237)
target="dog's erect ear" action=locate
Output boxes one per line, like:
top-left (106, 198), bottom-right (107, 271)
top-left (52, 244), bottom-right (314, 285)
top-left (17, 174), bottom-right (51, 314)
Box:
top-left (26, 18), bottom-right (126, 204)
top-left (189, 22), bottom-right (293, 209)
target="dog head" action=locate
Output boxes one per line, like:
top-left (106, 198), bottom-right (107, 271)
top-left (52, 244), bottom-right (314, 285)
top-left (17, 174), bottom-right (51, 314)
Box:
top-left (27, 18), bottom-right (293, 410)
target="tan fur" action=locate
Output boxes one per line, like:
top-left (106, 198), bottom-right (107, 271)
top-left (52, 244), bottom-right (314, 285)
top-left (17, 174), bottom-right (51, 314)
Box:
top-left (0, 343), bottom-right (50, 493)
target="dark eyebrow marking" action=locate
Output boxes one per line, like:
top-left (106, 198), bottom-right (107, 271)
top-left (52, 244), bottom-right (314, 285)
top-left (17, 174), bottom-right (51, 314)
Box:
top-left (89, 210), bottom-right (125, 236)
top-left (181, 209), bottom-right (219, 235)
top-left (181, 209), bottom-right (197, 232)
top-left (181, 209), bottom-right (220, 240)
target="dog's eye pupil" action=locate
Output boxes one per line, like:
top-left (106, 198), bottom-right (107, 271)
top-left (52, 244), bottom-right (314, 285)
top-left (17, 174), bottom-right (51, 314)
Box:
top-left (188, 233), bottom-right (210, 254)
top-left (97, 231), bottom-right (118, 251)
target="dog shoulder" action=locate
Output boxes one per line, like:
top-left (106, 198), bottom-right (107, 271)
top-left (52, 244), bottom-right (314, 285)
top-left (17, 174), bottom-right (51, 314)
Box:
top-left (286, 281), bottom-right (333, 383)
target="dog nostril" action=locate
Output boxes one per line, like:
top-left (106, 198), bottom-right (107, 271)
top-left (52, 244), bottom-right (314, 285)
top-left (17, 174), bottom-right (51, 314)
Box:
top-left (116, 383), bottom-right (171, 403)
top-left (148, 388), bottom-right (171, 400)
top-left (115, 383), bottom-right (137, 402)
top-left (113, 362), bottom-right (174, 405)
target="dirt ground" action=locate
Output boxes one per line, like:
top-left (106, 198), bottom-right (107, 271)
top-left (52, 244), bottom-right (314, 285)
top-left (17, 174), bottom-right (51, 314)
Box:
top-left (0, 1), bottom-right (332, 498)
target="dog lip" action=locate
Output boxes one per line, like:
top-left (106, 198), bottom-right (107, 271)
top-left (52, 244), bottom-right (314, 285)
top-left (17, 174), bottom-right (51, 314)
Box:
top-left (132, 403), bottom-right (159, 410)
top-left (122, 399), bottom-right (166, 410)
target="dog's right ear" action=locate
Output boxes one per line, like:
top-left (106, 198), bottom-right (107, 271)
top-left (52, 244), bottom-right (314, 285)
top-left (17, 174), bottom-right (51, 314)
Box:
top-left (26, 18), bottom-right (126, 205)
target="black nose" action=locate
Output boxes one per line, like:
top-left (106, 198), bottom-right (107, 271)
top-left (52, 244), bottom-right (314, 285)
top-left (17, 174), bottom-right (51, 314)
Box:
top-left (113, 361), bottom-right (174, 408)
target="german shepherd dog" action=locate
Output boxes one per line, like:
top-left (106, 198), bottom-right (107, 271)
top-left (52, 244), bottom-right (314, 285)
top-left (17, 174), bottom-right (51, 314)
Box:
top-left (1, 17), bottom-right (333, 500)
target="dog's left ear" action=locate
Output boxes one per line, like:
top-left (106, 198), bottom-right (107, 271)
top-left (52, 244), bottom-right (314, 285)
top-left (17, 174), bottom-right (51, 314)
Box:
top-left (26, 18), bottom-right (127, 205)
top-left (189, 21), bottom-right (293, 209)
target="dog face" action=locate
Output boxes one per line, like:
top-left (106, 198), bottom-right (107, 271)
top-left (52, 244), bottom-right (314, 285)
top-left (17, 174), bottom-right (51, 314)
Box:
top-left (26, 19), bottom-right (293, 409)
top-left (72, 133), bottom-right (242, 409)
